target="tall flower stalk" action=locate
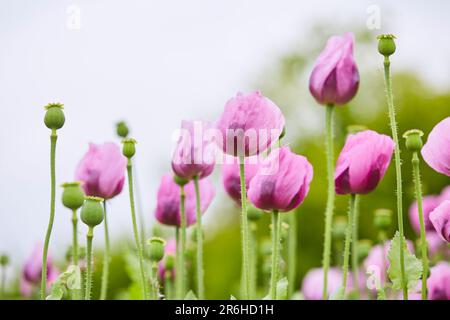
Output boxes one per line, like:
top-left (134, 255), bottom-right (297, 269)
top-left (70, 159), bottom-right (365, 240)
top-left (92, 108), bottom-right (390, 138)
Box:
top-left (378, 34), bottom-right (408, 299)
top-left (341, 194), bottom-right (357, 295)
top-left (287, 213), bottom-right (297, 297)
top-left (193, 176), bottom-right (205, 299)
top-left (177, 182), bottom-right (187, 299)
top-left (270, 210), bottom-right (281, 299)
top-left (404, 129), bottom-right (429, 299)
top-left (122, 139), bottom-right (149, 300)
top-left (41, 103), bottom-right (65, 299)
top-left (351, 195), bottom-right (360, 294)
top-left (239, 157), bottom-right (251, 299)
top-left (100, 201), bottom-right (110, 300)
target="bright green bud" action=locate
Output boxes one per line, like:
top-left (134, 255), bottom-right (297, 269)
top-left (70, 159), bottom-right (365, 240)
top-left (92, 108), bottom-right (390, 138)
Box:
top-left (148, 237), bottom-right (166, 262)
top-left (403, 129), bottom-right (424, 152)
top-left (247, 206), bottom-right (262, 221)
top-left (61, 182), bottom-right (85, 210)
top-left (173, 175), bottom-right (189, 187)
top-left (121, 138), bottom-right (137, 158)
top-left (377, 34), bottom-right (396, 57)
top-left (44, 103), bottom-right (65, 130)
top-left (164, 254), bottom-right (175, 270)
top-left (80, 196), bottom-right (104, 228)
top-left (357, 239), bottom-right (373, 262)
top-left (332, 216), bottom-right (347, 240)
top-left (0, 254), bottom-right (9, 266)
top-left (346, 124), bottom-right (368, 135)
top-left (116, 121), bottom-right (130, 138)
top-left (374, 208), bottom-right (392, 230)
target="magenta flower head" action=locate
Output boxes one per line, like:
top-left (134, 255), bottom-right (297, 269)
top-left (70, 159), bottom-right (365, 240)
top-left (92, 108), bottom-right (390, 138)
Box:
top-left (155, 173), bottom-right (215, 227)
top-left (75, 142), bottom-right (127, 199)
top-left (216, 91), bottom-right (285, 157)
top-left (429, 200), bottom-right (450, 242)
top-left (421, 117), bottom-right (450, 176)
top-left (408, 195), bottom-right (441, 234)
top-left (334, 130), bottom-right (394, 195)
top-left (171, 120), bottom-right (216, 180)
top-left (302, 268), bottom-right (343, 300)
top-left (222, 155), bottom-right (259, 204)
top-left (247, 146), bottom-right (313, 212)
top-left (309, 33), bottom-right (359, 106)
top-left (427, 262), bottom-right (450, 300)
top-left (20, 243), bottom-right (58, 297)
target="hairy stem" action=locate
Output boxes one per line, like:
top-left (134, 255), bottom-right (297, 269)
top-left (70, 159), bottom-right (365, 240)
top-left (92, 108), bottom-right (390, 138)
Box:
top-left (175, 227), bottom-right (181, 299)
top-left (383, 56), bottom-right (407, 299)
top-left (270, 210), bottom-right (281, 300)
top-left (193, 176), bottom-right (205, 299)
top-left (322, 104), bottom-right (335, 299)
top-left (351, 195), bottom-right (360, 296)
top-left (71, 209), bottom-right (82, 300)
top-left (342, 194), bottom-right (356, 296)
top-left (100, 201), bottom-right (110, 300)
top-left (287, 212), bottom-right (297, 298)
top-left (41, 130), bottom-right (57, 299)
top-left (179, 186), bottom-right (187, 299)
top-left (239, 156), bottom-right (250, 299)
top-left (85, 227), bottom-right (94, 300)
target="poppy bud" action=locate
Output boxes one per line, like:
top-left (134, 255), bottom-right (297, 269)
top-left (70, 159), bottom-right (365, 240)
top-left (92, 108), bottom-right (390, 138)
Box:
top-left (44, 103), bottom-right (65, 130)
top-left (403, 129), bottom-right (423, 152)
top-left (61, 182), bottom-right (85, 210)
top-left (116, 121), bottom-right (130, 138)
top-left (164, 254), bottom-right (175, 270)
top-left (374, 208), bottom-right (392, 230)
top-left (0, 254), bottom-right (9, 266)
top-left (122, 138), bottom-right (137, 159)
top-left (377, 34), bottom-right (396, 57)
top-left (148, 237), bottom-right (166, 262)
top-left (80, 196), bottom-right (104, 228)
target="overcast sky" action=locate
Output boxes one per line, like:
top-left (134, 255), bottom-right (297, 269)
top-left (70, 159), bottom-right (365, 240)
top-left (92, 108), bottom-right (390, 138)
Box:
top-left (1, 0), bottom-right (449, 268)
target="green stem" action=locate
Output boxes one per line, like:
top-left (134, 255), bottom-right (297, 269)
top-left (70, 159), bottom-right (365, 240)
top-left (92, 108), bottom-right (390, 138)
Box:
top-left (342, 194), bottom-right (356, 296)
top-left (1, 266), bottom-right (5, 298)
top-left (287, 212), bottom-right (297, 298)
top-left (383, 56), bottom-right (407, 299)
top-left (133, 164), bottom-right (147, 250)
top-left (270, 210), bottom-right (281, 300)
top-left (165, 272), bottom-right (173, 300)
top-left (238, 156), bottom-right (251, 299)
top-left (175, 227), bottom-right (182, 299)
top-left (100, 201), bottom-right (110, 300)
top-left (41, 129), bottom-right (57, 300)
top-left (152, 262), bottom-right (159, 299)
top-left (412, 152), bottom-right (429, 300)
top-left (193, 176), bottom-right (205, 299)
top-left (71, 209), bottom-right (82, 300)
top-left (85, 227), bottom-right (94, 300)
top-left (250, 222), bottom-right (258, 299)
top-left (179, 186), bottom-right (187, 299)
top-left (126, 160), bottom-right (149, 300)
top-left (351, 195), bottom-right (360, 295)
top-left (322, 104), bottom-right (335, 300)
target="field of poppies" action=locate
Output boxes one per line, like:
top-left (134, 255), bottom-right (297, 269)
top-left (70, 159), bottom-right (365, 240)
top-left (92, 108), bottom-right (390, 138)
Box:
top-left (0, 30), bottom-right (449, 302)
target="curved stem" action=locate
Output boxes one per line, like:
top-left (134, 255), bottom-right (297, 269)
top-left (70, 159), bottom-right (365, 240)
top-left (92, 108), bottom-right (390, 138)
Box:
top-left (383, 57), bottom-right (407, 299)
top-left (100, 201), bottom-right (110, 300)
top-left (239, 156), bottom-right (250, 299)
top-left (85, 227), bottom-right (94, 300)
top-left (342, 194), bottom-right (356, 296)
top-left (270, 210), bottom-right (281, 300)
top-left (412, 152), bottom-right (429, 300)
top-left (41, 130), bottom-right (57, 299)
top-left (126, 161), bottom-right (149, 300)
top-left (351, 195), bottom-right (360, 296)
top-left (193, 176), bottom-right (205, 299)
top-left (287, 212), bottom-right (297, 298)
top-left (322, 104), bottom-right (335, 299)
top-left (71, 209), bottom-right (82, 300)
top-left (179, 185), bottom-right (186, 299)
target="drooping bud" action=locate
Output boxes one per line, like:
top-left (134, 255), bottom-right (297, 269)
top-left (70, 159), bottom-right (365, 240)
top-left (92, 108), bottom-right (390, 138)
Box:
top-left (80, 196), bottom-right (104, 228)
top-left (116, 121), bottom-right (130, 138)
top-left (61, 182), bottom-right (85, 210)
top-left (121, 138), bottom-right (137, 159)
top-left (403, 129), bottom-right (424, 152)
top-left (377, 34), bottom-right (396, 57)
top-left (374, 208), bottom-right (392, 230)
top-left (44, 103), bottom-right (65, 130)
top-left (332, 216), bottom-right (347, 240)
top-left (148, 237), bottom-right (166, 262)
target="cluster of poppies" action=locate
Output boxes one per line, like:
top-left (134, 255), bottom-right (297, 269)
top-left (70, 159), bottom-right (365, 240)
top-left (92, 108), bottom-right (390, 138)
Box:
top-left (3, 32), bottom-right (450, 301)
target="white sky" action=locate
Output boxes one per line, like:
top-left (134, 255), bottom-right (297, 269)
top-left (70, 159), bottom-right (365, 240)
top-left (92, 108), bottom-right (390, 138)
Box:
top-left (1, 0), bottom-right (449, 268)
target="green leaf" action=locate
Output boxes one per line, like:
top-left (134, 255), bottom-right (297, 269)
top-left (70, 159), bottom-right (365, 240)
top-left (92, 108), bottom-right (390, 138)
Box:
top-left (276, 277), bottom-right (288, 300)
top-left (184, 290), bottom-right (198, 300)
top-left (387, 231), bottom-right (423, 291)
top-left (65, 265), bottom-right (81, 290)
top-left (46, 281), bottom-right (65, 300)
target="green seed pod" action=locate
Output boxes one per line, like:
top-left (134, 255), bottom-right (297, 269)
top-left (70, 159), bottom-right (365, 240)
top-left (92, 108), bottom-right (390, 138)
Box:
top-left (374, 208), bottom-right (392, 230)
top-left (357, 239), bottom-right (373, 263)
top-left (164, 254), bottom-right (175, 270)
top-left (332, 216), bottom-right (347, 240)
top-left (122, 138), bottom-right (137, 158)
top-left (61, 182), bottom-right (85, 210)
top-left (173, 175), bottom-right (189, 187)
top-left (247, 206), bottom-right (263, 221)
top-left (116, 121), bottom-right (130, 138)
top-left (44, 103), bottom-right (65, 130)
top-left (377, 34), bottom-right (396, 57)
top-left (0, 254), bottom-right (9, 266)
top-left (80, 196), bottom-right (104, 228)
top-left (403, 129), bottom-right (424, 152)
top-left (148, 237), bottom-right (166, 262)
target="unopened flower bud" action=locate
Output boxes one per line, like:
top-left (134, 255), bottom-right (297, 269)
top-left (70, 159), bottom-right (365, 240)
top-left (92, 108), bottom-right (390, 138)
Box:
top-left (164, 254), bottom-right (175, 270)
top-left (247, 206), bottom-right (262, 221)
top-left (377, 34), bottom-right (396, 57)
top-left (374, 208), bottom-right (392, 230)
top-left (44, 103), bottom-right (65, 130)
top-left (122, 138), bottom-right (137, 159)
top-left (403, 129), bottom-right (423, 152)
top-left (116, 121), bottom-right (130, 138)
top-left (148, 237), bottom-right (166, 262)
top-left (61, 182), bottom-right (85, 210)
top-left (80, 196), bottom-right (104, 228)
top-left (332, 216), bottom-right (347, 240)
top-left (0, 254), bottom-right (9, 266)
